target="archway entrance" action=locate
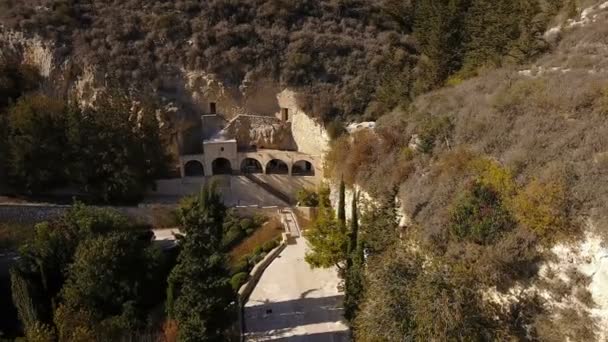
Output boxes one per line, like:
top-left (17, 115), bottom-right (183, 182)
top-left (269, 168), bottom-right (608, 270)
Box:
top-left (241, 158), bottom-right (263, 174)
top-left (212, 158), bottom-right (232, 175)
top-left (184, 160), bottom-right (205, 177)
top-left (292, 160), bottom-right (315, 176)
top-left (266, 159), bottom-right (289, 175)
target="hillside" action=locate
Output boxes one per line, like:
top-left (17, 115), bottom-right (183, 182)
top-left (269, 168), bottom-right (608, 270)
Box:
top-left (0, 0), bottom-right (560, 123)
top-left (324, 1), bottom-right (608, 340)
top-left (3, 0), bottom-right (608, 340)
top-left (0, 0), bottom-right (416, 122)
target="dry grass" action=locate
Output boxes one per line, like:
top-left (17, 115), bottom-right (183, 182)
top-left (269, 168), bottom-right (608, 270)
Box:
top-left (228, 217), bottom-right (283, 265)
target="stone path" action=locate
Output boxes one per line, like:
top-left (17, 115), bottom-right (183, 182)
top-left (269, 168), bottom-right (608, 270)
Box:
top-left (243, 237), bottom-right (350, 341)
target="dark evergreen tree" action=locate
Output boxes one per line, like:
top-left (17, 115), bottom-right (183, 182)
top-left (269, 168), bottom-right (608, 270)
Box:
top-left (413, 0), bottom-right (469, 91)
top-left (7, 94), bottom-right (70, 193)
top-left (344, 190), bottom-right (364, 322)
top-left (338, 179), bottom-right (347, 226)
top-left (167, 184), bottom-right (235, 341)
top-left (346, 190), bottom-right (359, 269)
top-left (363, 187), bottom-right (399, 256)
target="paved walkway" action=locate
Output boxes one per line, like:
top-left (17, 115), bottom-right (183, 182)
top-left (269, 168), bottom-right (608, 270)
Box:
top-left (243, 237), bottom-right (350, 341)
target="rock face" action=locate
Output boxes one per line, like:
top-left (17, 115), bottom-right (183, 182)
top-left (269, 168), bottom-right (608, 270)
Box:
top-left (0, 28), bottom-right (331, 160)
top-left (0, 29), bottom-right (55, 77)
top-left (278, 89), bottom-right (330, 156)
top-left (222, 115), bottom-right (297, 151)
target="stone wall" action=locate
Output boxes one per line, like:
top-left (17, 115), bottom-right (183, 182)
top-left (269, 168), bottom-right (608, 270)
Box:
top-left (0, 204), bottom-right (178, 227)
top-left (277, 89), bottom-right (330, 156)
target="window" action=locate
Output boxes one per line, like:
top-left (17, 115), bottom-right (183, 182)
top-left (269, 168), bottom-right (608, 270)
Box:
top-left (220, 147), bottom-right (224, 152)
top-left (281, 108), bottom-right (289, 121)
top-left (210, 102), bottom-right (216, 114)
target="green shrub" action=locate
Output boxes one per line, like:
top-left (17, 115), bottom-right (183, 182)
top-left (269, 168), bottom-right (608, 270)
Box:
top-left (297, 188), bottom-right (320, 207)
top-left (230, 259), bottom-right (250, 276)
top-left (450, 182), bottom-right (515, 244)
top-left (417, 115), bottom-right (453, 154)
top-left (262, 239), bottom-right (280, 253)
top-left (222, 226), bottom-right (245, 250)
top-left (230, 272), bottom-right (249, 291)
top-left (239, 218), bottom-right (253, 232)
top-left (252, 214), bottom-right (268, 227)
top-left (251, 252), bottom-right (265, 264)
top-left (510, 178), bottom-right (568, 241)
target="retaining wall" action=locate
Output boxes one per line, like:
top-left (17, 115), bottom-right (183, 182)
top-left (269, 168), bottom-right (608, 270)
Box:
top-left (0, 204), bottom-right (178, 227)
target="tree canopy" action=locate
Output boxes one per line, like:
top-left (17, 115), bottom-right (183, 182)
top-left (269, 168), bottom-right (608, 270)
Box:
top-left (166, 184), bottom-right (236, 341)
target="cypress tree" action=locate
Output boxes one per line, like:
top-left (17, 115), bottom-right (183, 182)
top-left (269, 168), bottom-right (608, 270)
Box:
top-left (344, 190), bottom-right (364, 322)
top-left (10, 269), bottom-right (42, 332)
top-left (338, 179), bottom-right (346, 227)
top-left (347, 190), bottom-right (359, 269)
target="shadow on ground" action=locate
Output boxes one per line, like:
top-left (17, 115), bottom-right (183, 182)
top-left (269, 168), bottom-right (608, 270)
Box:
top-left (244, 294), bottom-right (348, 341)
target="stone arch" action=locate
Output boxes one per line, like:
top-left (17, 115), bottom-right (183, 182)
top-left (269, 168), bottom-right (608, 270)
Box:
top-left (184, 160), bottom-right (205, 177)
top-left (292, 160), bottom-right (315, 176)
top-left (241, 158), bottom-right (264, 174)
top-left (212, 158), bottom-right (232, 175)
top-left (266, 159), bottom-right (289, 175)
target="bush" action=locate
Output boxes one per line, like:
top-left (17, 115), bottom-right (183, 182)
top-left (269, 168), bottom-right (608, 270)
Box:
top-left (450, 182), bottom-right (515, 245)
top-left (252, 214), bottom-right (268, 227)
top-left (416, 115), bottom-right (453, 154)
top-left (230, 259), bottom-right (250, 276)
top-left (222, 226), bottom-right (246, 250)
top-left (326, 120), bottom-right (347, 140)
top-left (239, 218), bottom-right (253, 232)
top-left (262, 239), bottom-right (280, 253)
top-left (510, 178), bottom-right (569, 241)
top-left (296, 188), bottom-right (319, 207)
top-left (230, 272), bottom-right (249, 291)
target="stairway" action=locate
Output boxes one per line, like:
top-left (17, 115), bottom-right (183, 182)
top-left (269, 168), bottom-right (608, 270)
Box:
top-left (242, 173), bottom-right (293, 206)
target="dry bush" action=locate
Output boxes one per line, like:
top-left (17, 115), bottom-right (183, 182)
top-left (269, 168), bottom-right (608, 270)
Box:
top-left (160, 319), bottom-right (178, 342)
top-left (510, 177), bottom-right (569, 242)
top-left (534, 307), bottom-right (597, 342)
top-left (325, 130), bottom-right (381, 187)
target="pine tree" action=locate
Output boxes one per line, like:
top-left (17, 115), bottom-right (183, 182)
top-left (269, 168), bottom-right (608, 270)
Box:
top-left (167, 184), bottom-right (235, 341)
top-left (413, 0), bottom-right (469, 91)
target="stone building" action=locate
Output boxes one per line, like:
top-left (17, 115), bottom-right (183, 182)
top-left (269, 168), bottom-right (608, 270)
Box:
top-left (178, 90), bottom-right (327, 180)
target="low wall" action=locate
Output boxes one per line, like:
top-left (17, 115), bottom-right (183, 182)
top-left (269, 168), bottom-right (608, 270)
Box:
top-left (148, 174), bottom-right (320, 205)
top-left (0, 204), bottom-right (178, 227)
top-left (237, 232), bottom-right (289, 341)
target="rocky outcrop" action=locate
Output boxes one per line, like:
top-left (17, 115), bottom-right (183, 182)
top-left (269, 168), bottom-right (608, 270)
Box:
top-left (222, 115), bottom-right (296, 151)
top-left (0, 29), bottom-right (56, 77)
top-left (278, 89), bottom-right (330, 156)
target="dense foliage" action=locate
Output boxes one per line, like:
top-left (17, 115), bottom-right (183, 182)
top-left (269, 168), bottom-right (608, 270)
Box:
top-left (1, 0), bottom-right (561, 122)
top-left (0, 64), bottom-right (170, 202)
top-left (323, 8), bottom-right (608, 336)
top-left (9, 205), bottom-right (171, 340)
top-left (166, 185), bottom-right (236, 341)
